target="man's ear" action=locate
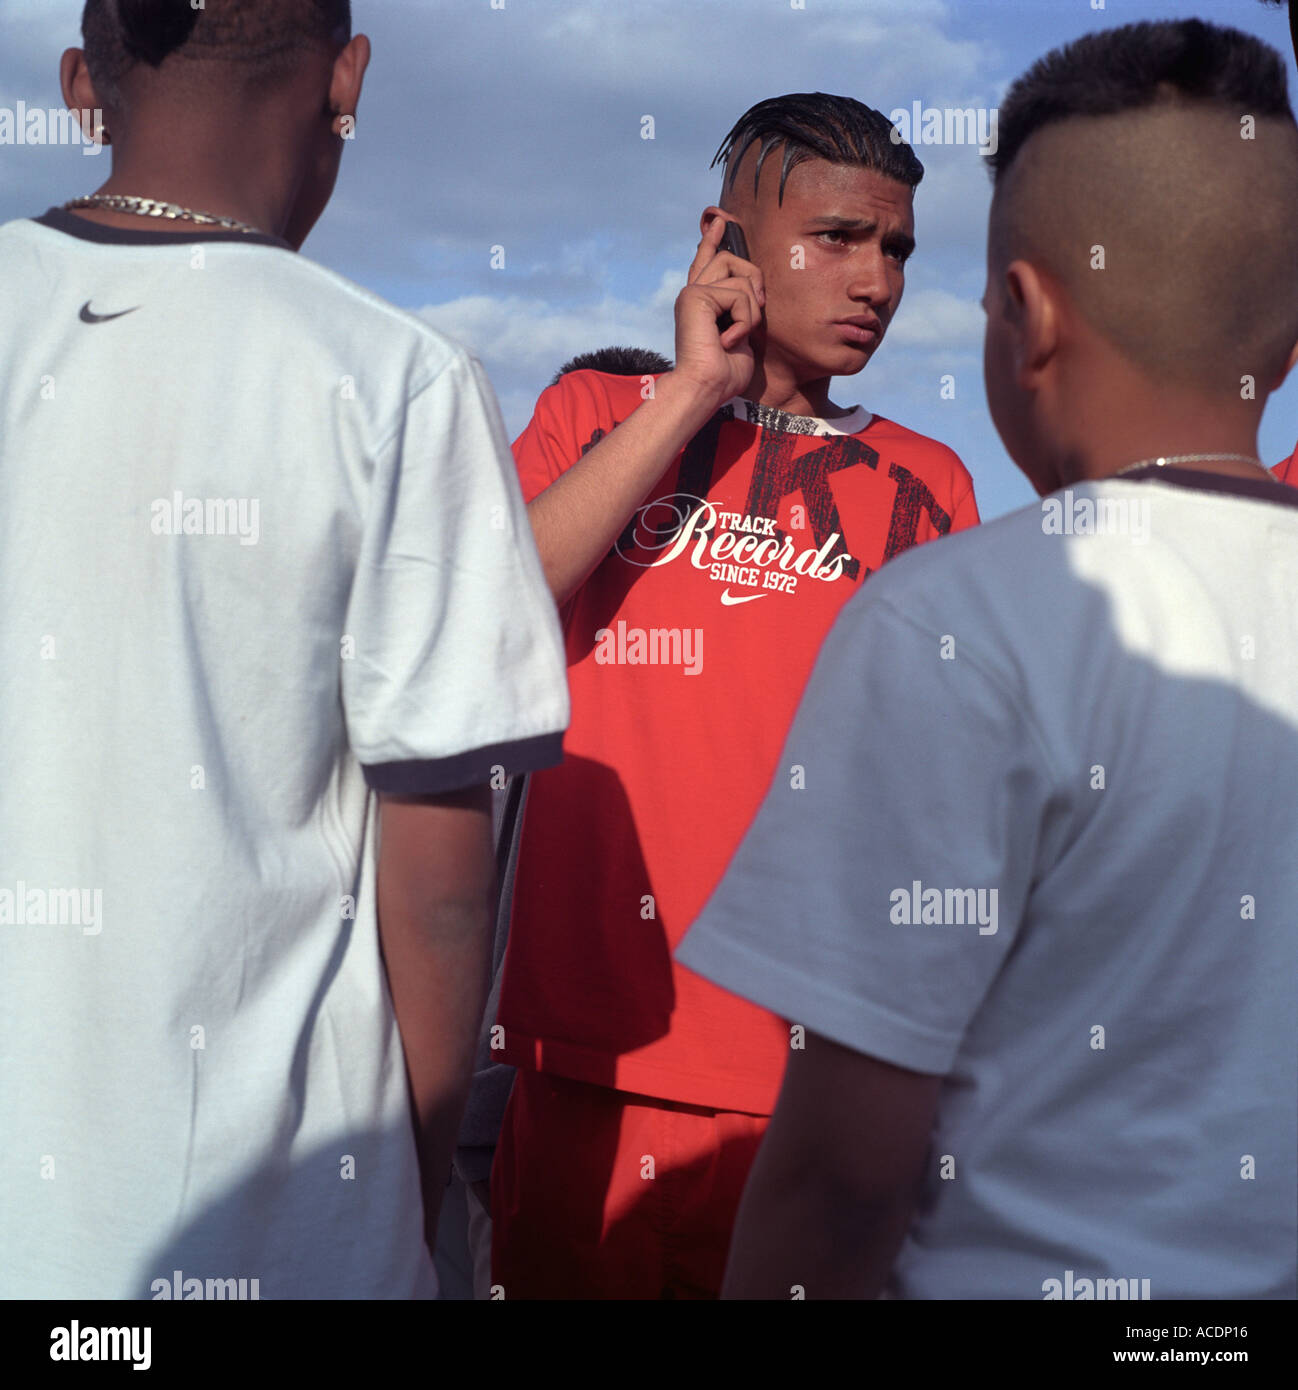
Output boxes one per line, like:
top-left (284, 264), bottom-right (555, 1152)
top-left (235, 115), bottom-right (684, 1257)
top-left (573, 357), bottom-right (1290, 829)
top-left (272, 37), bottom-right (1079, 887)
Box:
top-left (699, 205), bottom-right (729, 238)
top-left (329, 33), bottom-right (371, 135)
top-left (60, 48), bottom-right (108, 144)
top-left (1005, 258), bottom-right (1060, 390)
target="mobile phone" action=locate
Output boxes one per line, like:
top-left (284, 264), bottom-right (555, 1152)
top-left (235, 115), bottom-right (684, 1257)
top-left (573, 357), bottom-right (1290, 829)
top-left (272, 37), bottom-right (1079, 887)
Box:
top-left (716, 219), bottom-right (751, 332)
top-left (718, 219), bottom-right (750, 261)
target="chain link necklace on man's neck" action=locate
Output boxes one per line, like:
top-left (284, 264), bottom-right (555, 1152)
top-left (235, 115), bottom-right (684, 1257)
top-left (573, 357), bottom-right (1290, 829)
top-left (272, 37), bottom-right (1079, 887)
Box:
top-left (61, 194), bottom-right (267, 237)
top-left (1112, 452), bottom-right (1266, 479)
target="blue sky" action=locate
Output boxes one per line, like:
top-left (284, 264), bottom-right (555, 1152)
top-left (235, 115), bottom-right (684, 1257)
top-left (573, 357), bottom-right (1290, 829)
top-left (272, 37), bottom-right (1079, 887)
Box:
top-left (3, 0), bottom-right (1295, 520)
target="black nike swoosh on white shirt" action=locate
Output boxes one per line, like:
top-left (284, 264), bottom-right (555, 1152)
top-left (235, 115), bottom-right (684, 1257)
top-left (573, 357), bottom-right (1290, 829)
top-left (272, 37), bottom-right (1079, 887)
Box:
top-left (79, 301), bottom-right (140, 324)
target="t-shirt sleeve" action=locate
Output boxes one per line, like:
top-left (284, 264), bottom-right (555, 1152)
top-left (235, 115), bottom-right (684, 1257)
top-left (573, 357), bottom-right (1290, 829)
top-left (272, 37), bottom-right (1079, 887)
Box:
top-left (512, 371), bottom-right (629, 504)
top-left (950, 469), bottom-right (981, 533)
top-left (342, 347), bottom-right (569, 794)
top-left (1274, 444), bottom-right (1298, 488)
top-left (676, 587), bottom-right (1053, 1076)
top-left (927, 442), bottom-right (980, 535)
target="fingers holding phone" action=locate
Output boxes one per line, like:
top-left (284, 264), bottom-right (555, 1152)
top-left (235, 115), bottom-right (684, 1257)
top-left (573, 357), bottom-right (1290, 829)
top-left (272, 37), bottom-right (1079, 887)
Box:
top-left (715, 220), bottom-right (755, 333)
top-left (686, 214), bottom-right (764, 302)
top-left (674, 214), bottom-right (763, 400)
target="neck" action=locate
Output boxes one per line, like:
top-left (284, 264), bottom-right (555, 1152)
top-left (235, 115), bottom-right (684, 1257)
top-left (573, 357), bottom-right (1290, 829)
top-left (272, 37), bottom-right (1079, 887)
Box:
top-left (76, 119), bottom-right (302, 238)
top-left (1066, 427), bottom-right (1266, 487)
top-left (743, 352), bottom-right (842, 419)
top-left (1051, 365), bottom-right (1269, 486)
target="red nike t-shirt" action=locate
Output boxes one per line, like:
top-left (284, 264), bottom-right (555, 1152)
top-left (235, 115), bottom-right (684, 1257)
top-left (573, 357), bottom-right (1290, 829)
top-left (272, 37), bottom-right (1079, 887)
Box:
top-left (1275, 447), bottom-right (1297, 486)
top-left (495, 369), bottom-right (980, 1114)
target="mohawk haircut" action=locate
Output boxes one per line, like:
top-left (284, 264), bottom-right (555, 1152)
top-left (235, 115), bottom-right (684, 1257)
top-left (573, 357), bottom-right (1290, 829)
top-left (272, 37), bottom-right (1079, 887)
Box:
top-left (551, 346), bottom-right (673, 387)
top-left (711, 92), bottom-right (923, 205)
top-left (987, 18), bottom-right (1298, 394)
top-left (990, 18), bottom-right (1292, 181)
top-left (82, 0), bottom-right (352, 105)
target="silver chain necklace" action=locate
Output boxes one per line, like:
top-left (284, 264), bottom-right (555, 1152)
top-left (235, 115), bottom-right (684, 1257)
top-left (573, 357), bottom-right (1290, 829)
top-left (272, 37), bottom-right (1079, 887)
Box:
top-left (62, 194), bottom-right (266, 237)
top-left (1113, 452), bottom-right (1264, 479)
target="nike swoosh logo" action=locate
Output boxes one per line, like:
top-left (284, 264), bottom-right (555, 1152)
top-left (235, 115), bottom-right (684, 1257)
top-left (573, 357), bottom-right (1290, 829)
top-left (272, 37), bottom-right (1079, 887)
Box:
top-left (79, 301), bottom-right (139, 325)
top-left (719, 588), bottom-right (767, 605)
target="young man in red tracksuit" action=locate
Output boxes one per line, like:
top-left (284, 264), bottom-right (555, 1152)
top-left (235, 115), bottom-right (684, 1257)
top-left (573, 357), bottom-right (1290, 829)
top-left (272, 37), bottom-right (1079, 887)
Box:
top-left (491, 92), bottom-right (981, 1298)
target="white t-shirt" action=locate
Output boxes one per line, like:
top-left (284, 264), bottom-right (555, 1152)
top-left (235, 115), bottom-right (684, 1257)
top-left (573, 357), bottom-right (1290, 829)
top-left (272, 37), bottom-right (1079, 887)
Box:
top-left (679, 468), bottom-right (1298, 1300)
top-left (0, 210), bottom-right (569, 1299)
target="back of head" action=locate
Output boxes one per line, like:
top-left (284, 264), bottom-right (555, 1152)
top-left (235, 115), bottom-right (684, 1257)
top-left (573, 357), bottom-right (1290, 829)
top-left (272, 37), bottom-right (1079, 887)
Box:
top-left (551, 346), bottom-right (673, 386)
top-left (712, 91), bottom-right (923, 207)
top-left (81, 0), bottom-right (352, 110)
top-left (989, 19), bottom-right (1298, 395)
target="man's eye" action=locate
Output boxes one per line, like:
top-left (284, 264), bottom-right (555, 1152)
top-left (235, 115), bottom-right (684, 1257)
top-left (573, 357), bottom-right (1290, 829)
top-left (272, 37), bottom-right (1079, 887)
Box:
top-left (887, 246), bottom-right (912, 265)
top-left (817, 230), bottom-right (848, 245)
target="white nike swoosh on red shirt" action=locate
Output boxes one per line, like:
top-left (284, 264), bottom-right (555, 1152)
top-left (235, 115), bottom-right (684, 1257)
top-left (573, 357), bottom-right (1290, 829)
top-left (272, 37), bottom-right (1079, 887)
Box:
top-left (719, 588), bottom-right (767, 605)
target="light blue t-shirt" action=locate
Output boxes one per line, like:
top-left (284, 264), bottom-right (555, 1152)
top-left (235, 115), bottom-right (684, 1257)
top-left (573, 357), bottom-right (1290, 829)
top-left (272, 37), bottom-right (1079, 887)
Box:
top-left (0, 212), bottom-right (569, 1299)
top-left (681, 472), bottom-right (1298, 1300)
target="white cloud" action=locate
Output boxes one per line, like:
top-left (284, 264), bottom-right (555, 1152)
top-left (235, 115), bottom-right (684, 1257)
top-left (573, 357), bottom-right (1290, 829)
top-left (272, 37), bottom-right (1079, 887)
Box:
top-left (416, 269), bottom-right (683, 434)
top-left (417, 268), bottom-right (680, 378)
top-left (888, 287), bottom-right (984, 350)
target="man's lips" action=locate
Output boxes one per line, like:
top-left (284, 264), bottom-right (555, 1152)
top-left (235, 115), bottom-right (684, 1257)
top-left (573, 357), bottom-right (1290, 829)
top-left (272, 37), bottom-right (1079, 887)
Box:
top-left (834, 315), bottom-right (883, 346)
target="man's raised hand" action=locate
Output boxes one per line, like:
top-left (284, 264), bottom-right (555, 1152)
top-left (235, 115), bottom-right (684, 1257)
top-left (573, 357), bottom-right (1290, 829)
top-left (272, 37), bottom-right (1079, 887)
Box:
top-left (672, 213), bottom-right (765, 407)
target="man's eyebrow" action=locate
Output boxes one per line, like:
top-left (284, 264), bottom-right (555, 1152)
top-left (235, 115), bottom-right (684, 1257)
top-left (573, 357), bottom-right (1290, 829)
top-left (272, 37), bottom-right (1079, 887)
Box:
top-left (805, 215), bottom-right (917, 251)
top-left (806, 215), bottom-right (874, 229)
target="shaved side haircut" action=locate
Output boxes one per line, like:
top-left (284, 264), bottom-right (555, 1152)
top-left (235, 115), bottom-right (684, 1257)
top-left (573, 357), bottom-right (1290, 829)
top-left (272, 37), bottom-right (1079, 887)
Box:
top-left (712, 92), bottom-right (923, 206)
top-left (989, 19), bottom-right (1298, 392)
top-left (82, 0), bottom-right (352, 106)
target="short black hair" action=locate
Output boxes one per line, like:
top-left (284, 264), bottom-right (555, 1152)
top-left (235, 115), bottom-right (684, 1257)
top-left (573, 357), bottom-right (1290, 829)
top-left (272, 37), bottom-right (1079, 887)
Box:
top-left (991, 18), bottom-right (1293, 181)
top-left (82, 0), bottom-right (352, 104)
top-left (551, 346), bottom-right (673, 387)
top-left (711, 92), bottom-right (923, 205)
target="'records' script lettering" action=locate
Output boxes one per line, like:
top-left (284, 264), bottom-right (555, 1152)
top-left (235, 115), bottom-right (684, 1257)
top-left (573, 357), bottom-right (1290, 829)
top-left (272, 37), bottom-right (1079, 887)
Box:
top-left (615, 494), bottom-right (852, 599)
top-left (599, 419), bottom-right (954, 604)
